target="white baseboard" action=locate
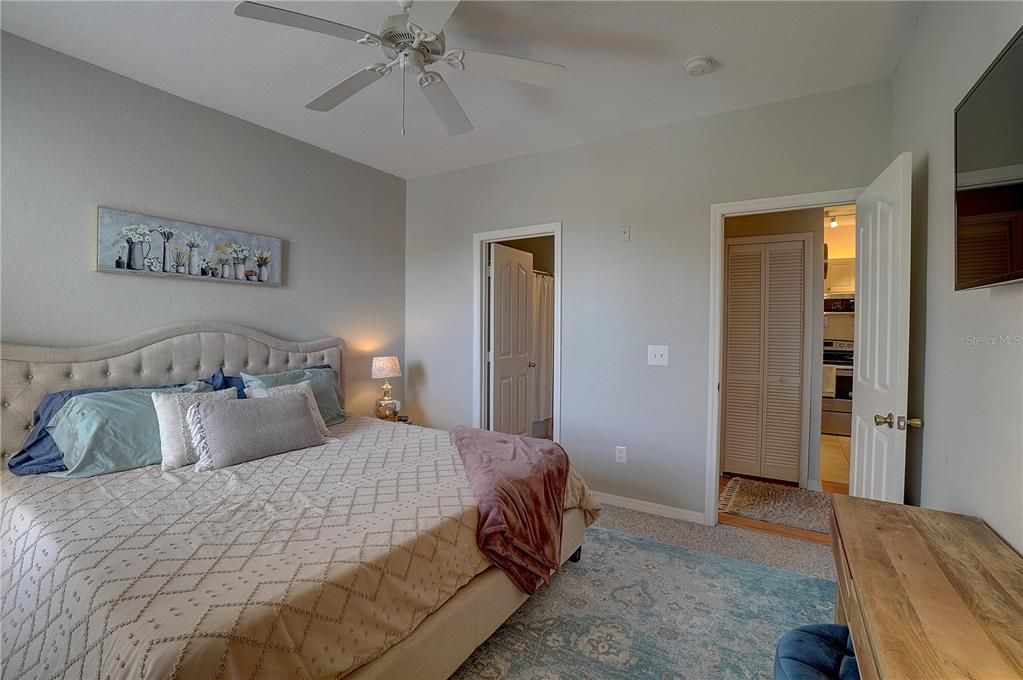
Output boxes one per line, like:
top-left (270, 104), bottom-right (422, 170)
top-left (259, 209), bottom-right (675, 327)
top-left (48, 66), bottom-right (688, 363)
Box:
top-left (590, 491), bottom-right (705, 525)
top-left (806, 479), bottom-right (822, 492)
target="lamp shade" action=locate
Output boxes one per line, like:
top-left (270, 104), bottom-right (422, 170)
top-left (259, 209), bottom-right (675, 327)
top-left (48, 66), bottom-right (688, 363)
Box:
top-left (371, 356), bottom-right (401, 379)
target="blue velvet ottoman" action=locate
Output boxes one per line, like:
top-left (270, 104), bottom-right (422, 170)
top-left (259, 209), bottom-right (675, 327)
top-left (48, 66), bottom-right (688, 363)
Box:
top-left (774, 624), bottom-right (860, 680)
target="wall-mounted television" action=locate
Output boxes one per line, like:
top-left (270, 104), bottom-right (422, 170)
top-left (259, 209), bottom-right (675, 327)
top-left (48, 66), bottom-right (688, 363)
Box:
top-left (954, 25), bottom-right (1023, 290)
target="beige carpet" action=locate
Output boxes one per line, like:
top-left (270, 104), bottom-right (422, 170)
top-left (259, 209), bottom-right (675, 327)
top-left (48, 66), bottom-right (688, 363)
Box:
top-left (719, 477), bottom-right (831, 534)
top-left (596, 505), bottom-right (835, 579)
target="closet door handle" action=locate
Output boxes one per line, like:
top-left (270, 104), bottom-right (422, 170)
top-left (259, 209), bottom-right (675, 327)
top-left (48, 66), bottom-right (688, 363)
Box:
top-left (528, 362), bottom-right (536, 368)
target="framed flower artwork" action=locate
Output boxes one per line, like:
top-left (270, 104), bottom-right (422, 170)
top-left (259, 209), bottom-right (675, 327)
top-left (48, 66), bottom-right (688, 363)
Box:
top-left (94, 207), bottom-right (283, 286)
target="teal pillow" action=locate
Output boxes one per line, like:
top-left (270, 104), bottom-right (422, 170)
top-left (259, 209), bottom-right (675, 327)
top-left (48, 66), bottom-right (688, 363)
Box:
top-left (48, 381), bottom-right (213, 478)
top-left (241, 367), bottom-right (346, 426)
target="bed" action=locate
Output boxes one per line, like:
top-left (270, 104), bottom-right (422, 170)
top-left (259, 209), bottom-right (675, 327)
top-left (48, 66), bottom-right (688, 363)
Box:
top-left (0, 322), bottom-right (599, 679)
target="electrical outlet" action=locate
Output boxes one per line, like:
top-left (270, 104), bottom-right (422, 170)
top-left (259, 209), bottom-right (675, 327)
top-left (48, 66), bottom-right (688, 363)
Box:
top-left (615, 446), bottom-right (627, 463)
top-left (618, 225), bottom-right (631, 242)
top-left (647, 345), bottom-right (669, 366)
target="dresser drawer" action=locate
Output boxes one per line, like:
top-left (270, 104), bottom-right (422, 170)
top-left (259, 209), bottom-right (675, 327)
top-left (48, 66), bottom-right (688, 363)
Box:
top-left (830, 511), bottom-right (853, 618)
top-left (840, 569), bottom-right (881, 680)
top-left (830, 509), bottom-right (881, 680)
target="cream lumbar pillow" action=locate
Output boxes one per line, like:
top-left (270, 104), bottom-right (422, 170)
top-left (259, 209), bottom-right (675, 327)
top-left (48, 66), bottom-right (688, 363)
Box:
top-left (245, 380), bottom-right (331, 437)
top-left (153, 388), bottom-right (238, 470)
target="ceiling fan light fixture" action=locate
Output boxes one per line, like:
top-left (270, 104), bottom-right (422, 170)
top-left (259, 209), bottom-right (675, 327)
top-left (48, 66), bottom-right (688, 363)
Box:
top-left (234, 0), bottom-right (567, 136)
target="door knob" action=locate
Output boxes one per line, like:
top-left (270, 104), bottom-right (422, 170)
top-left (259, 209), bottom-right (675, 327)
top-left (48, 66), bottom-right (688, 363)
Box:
top-left (528, 362), bottom-right (536, 368)
top-left (874, 412), bottom-right (895, 428)
top-left (897, 416), bottom-right (923, 430)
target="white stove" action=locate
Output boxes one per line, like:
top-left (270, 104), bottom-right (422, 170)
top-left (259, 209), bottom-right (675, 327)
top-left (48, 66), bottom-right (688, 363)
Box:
top-left (823, 340), bottom-right (853, 436)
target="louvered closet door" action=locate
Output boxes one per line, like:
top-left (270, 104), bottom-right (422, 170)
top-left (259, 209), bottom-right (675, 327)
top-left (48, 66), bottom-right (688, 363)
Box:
top-left (761, 240), bottom-right (805, 482)
top-left (722, 243), bottom-right (764, 477)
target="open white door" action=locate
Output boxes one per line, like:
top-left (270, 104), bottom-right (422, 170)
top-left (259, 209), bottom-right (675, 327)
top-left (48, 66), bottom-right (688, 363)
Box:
top-left (851, 152), bottom-right (913, 502)
top-left (488, 243), bottom-right (533, 435)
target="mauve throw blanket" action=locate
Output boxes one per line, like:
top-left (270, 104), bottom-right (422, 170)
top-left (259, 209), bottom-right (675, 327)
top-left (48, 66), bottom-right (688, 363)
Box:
top-left (451, 425), bottom-right (569, 594)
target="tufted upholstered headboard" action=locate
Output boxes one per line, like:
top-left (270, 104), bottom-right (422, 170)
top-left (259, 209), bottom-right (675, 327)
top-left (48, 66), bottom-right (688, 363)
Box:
top-left (0, 322), bottom-right (345, 459)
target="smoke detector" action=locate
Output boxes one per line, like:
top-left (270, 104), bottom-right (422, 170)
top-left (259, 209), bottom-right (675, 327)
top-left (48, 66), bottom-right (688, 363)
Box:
top-left (683, 56), bottom-right (717, 76)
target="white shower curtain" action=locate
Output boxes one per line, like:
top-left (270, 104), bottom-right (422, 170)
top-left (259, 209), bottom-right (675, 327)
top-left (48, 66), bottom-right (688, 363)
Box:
top-left (531, 273), bottom-right (555, 434)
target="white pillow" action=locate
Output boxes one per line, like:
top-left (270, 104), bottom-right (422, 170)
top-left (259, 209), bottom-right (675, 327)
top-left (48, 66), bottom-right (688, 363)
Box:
top-left (245, 380), bottom-right (330, 436)
top-left (153, 388), bottom-right (238, 470)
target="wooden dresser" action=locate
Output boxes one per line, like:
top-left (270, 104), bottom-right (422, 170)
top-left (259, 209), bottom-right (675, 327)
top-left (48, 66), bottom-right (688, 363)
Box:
top-left (830, 495), bottom-right (1023, 679)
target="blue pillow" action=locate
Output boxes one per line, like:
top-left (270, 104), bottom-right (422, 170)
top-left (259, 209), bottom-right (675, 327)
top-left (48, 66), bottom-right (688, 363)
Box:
top-left (7, 386), bottom-right (123, 475)
top-left (241, 366), bottom-right (345, 426)
top-left (201, 366), bottom-right (332, 399)
top-left (201, 368), bottom-right (248, 399)
top-left (8, 371), bottom-right (230, 476)
top-left (47, 381), bottom-right (213, 478)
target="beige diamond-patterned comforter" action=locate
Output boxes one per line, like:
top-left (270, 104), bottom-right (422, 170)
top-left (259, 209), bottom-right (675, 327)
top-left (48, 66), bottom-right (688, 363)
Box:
top-left (1, 416), bottom-right (599, 679)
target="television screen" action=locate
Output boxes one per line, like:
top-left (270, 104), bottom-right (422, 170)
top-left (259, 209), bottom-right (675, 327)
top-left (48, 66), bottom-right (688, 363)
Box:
top-left (955, 26), bottom-right (1023, 290)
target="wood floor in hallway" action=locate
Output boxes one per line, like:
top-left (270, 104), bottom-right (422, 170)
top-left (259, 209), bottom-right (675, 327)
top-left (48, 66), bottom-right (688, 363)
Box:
top-left (717, 475), bottom-right (830, 545)
top-left (716, 435), bottom-right (849, 544)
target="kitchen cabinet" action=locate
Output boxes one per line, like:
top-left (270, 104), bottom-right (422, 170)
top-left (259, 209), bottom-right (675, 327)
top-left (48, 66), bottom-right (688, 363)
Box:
top-left (825, 258), bottom-right (856, 294)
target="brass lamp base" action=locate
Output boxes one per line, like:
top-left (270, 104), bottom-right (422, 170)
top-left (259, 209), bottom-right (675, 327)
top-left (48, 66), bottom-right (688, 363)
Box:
top-left (374, 381), bottom-right (401, 421)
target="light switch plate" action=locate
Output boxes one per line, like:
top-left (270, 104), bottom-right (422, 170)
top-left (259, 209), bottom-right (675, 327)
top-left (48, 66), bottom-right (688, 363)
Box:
top-left (647, 345), bottom-right (669, 366)
top-left (619, 225), bottom-right (631, 242)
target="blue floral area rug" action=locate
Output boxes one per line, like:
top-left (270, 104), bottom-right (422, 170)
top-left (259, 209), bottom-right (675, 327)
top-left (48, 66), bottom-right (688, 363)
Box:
top-left (453, 527), bottom-right (835, 679)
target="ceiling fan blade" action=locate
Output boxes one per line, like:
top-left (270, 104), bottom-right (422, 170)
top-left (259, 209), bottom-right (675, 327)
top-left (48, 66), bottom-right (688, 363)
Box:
top-left (408, 0), bottom-right (460, 37)
top-left (234, 2), bottom-right (380, 45)
top-left (306, 65), bottom-right (392, 112)
top-left (418, 72), bottom-right (473, 136)
top-left (457, 49), bottom-right (566, 89)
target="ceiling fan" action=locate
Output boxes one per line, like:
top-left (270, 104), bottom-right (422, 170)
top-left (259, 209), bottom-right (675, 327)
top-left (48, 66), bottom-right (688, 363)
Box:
top-left (234, 0), bottom-right (567, 136)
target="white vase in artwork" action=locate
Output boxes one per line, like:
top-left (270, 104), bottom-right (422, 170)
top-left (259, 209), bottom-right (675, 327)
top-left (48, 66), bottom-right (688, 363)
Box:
top-left (220, 262), bottom-right (231, 278)
top-left (188, 249), bottom-right (200, 276)
top-left (258, 264), bottom-right (270, 282)
top-left (162, 242), bottom-right (172, 273)
top-left (235, 262), bottom-right (246, 280)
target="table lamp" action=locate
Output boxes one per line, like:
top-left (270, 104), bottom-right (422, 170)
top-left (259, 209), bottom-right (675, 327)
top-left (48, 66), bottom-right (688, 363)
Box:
top-left (372, 355), bottom-right (402, 420)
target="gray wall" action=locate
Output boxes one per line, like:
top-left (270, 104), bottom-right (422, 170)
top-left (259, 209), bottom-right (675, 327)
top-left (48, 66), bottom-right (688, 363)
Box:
top-left (892, 3), bottom-right (1023, 550)
top-left (406, 80), bottom-right (891, 514)
top-left (0, 33), bottom-right (407, 416)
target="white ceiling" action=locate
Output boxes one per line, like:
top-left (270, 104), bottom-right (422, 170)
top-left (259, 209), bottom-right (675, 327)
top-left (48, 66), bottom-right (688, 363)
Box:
top-left (1, 1), bottom-right (921, 179)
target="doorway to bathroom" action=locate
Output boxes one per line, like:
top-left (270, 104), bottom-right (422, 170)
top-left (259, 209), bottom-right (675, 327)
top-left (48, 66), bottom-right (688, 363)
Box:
top-left (472, 223), bottom-right (562, 441)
